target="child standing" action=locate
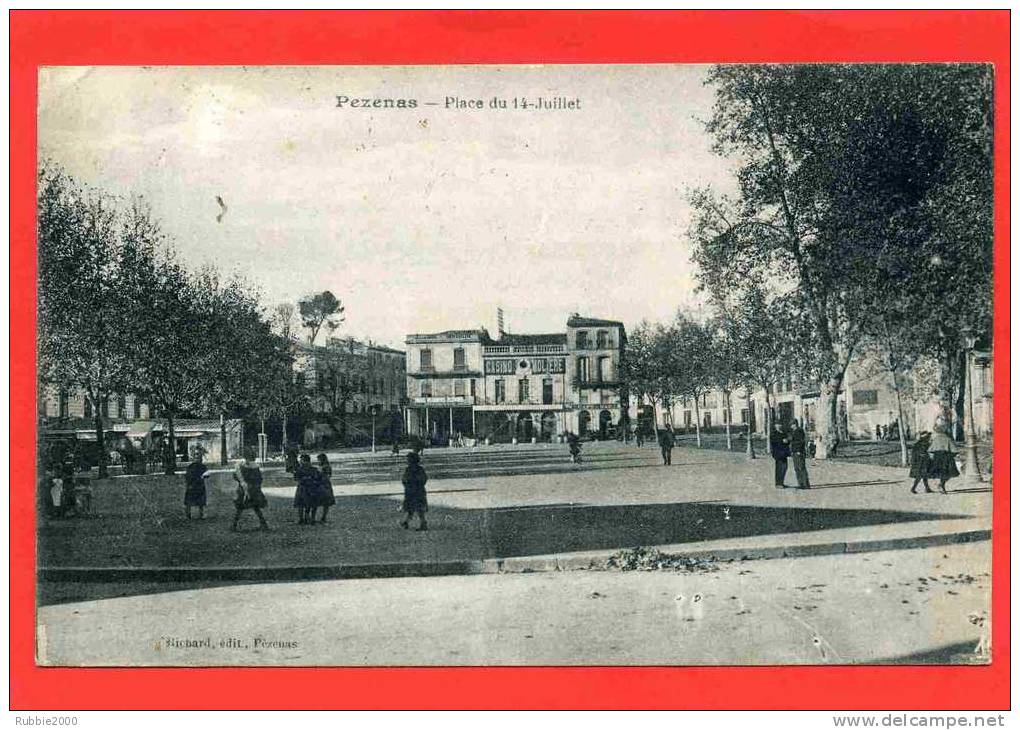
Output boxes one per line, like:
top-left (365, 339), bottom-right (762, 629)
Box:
top-left (231, 448), bottom-right (270, 532)
top-left (315, 453), bottom-right (336, 523)
top-left (400, 451), bottom-right (429, 531)
top-left (293, 453), bottom-right (319, 525)
top-left (183, 447), bottom-right (210, 519)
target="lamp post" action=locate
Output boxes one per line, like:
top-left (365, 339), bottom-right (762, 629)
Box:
top-left (960, 326), bottom-right (983, 483)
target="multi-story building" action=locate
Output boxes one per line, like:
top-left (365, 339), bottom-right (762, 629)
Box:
top-left (645, 348), bottom-right (994, 442)
top-left (292, 338), bottom-right (406, 416)
top-left (404, 314), bottom-right (627, 443)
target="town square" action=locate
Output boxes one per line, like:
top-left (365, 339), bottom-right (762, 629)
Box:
top-left (33, 62), bottom-right (994, 667)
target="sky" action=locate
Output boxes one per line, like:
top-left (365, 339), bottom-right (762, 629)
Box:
top-left (38, 65), bottom-right (736, 350)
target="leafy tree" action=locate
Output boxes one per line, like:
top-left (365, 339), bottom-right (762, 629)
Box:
top-left (298, 291), bottom-right (345, 346)
top-left (670, 313), bottom-right (714, 448)
top-left (37, 164), bottom-right (134, 478)
top-left (692, 64), bottom-right (992, 456)
top-left (620, 321), bottom-right (674, 437)
top-left (118, 207), bottom-right (205, 474)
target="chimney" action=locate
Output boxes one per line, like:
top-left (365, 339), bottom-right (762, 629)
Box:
top-left (497, 307), bottom-right (506, 340)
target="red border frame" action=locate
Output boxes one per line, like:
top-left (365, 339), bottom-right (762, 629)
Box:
top-left (10, 10), bottom-right (1010, 710)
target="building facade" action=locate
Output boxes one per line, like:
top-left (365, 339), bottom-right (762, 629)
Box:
top-left (404, 314), bottom-right (627, 443)
top-left (644, 349), bottom-right (994, 443)
top-left (292, 338), bottom-right (407, 416)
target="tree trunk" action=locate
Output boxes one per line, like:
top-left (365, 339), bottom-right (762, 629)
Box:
top-left (937, 348), bottom-right (958, 430)
top-left (164, 411), bottom-right (177, 475)
top-left (219, 412), bottom-right (228, 466)
top-left (892, 375), bottom-right (909, 468)
top-left (93, 396), bottom-right (108, 479)
top-left (724, 391), bottom-right (732, 450)
top-left (282, 411), bottom-right (289, 448)
top-left (693, 398), bottom-right (702, 447)
top-left (815, 369), bottom-right (848, 460)
top-left (651, 396), bottom-right (661, 440)
top-left (763, 387), bottom-right (773, 456)
top-left (744, 388), bottom-right (755, 459)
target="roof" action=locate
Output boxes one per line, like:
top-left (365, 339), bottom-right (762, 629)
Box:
top-left (496, 332), bottom-right (567, 346)
top-left (567, 314), bottom-right (626, 329)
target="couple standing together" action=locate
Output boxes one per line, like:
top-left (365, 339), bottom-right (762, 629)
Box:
top-left (770, 420), bottom-right (811, 489)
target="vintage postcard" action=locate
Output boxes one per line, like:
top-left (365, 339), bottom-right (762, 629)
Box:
top-left (34, 63), bottom-right (993, 668)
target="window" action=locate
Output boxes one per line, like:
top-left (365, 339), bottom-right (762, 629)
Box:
top-left (454, 379), bottom-right (465, 396)
top-left (453, 348), bottom-right (466, 371)
top-left (495, 379), bottom-right (506, 404)
top-left (421, 381), bottom-right (432, 397)
top-left (853, 389), bottom-right (879, 407)
top-left (117, 395), bottom-right (126, 419)
top-left (420, 349), bottom-right (433, 371)
top-left (740, 408), bottom-right (749, 424)
top-left (597, 356), bottom-right (610, 382)
top-left (83, 397), bottom-right (93, 418)
top-left (518, 378), bottom-right (530, 403)
top-left (58, 389), bottom-right (69, 418)
top-left (543, 378), bottom-right (553, 405)
top-left (703, 412), bottom-right (712, 428)
top-left (683, 410), bottom-right (692, 426)
top-left (576, 330), bottom-right (590, 349)
top-left (470, 379), bottom-right (476, 397)
top-left (133, 398), bottom-right (141, 419)
top-left (596, 330), bottom-right (609, 349)
top-left (722, 409), bottom-right (730, 424)
top-left (576, 356), bottom-right (590, 383)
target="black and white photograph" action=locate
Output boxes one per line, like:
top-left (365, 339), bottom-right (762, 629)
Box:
top-left (35, 63), bottom-right (994, 667)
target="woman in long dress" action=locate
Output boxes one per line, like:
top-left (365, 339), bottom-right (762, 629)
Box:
top-left (927, 423), bottom-right (960, 494)
top-left (231, 448), bottom-right (270, 532)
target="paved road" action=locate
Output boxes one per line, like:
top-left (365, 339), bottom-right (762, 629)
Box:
top-left (37, 542), bottom-right (990, 666)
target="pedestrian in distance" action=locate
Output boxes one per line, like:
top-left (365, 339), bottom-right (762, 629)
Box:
top-left (658, 425), bottom-right (675, 465)
top-left (770, 423), bottom-right (791, 488)
top-left (230, 447), bottom-right (270, 532)
top-left (293, 453), bottom-right (319, 525)
top-left (566, 431), bottom-right (582, 463)
top-left (909, 431), bottom-right (934, 494)
top-left (927, 422), bottom-right (959, 494)
top-left (315, 452), bottom-right (336, 523)
top-left (284, 442), bottom-right (299, 474)
top-left (58, 454), bottom-right (78, 518)
top-left (635, 426), bottom-right (645, 448)
top-left (788, 419), bottom-right (811, 489)
top-left (400, 451), bottom-right (429, 532)
top-left (183, 446), bottom-right (211, 519)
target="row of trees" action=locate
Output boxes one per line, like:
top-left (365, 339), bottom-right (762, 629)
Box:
top-left (624, 300), bottom-right (805, 458)
top-left (685, 64), bottom-right (992, 459)
top-left (38, 163), bottom-right (292, 476)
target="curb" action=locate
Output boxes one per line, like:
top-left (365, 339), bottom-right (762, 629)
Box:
top-left (38, 528), bottom-right (990, 583)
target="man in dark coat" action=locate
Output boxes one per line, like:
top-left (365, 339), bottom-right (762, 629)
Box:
top-left (659, 426), bottom-right (675, 465)
top-left (788, 419), bottom-right (811, 489)
top-left (769, 423), bottom-right (790, 488)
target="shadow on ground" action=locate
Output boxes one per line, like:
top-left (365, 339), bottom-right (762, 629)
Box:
top-left (37, 461), bottom-right (975, 607)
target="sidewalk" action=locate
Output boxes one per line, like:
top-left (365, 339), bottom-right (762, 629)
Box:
top-left (38, 442), bottom-right (991, 582)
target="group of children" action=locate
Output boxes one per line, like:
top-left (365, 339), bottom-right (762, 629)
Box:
top-left (182, 447), bottom-right (431, 533)
top-left (292, 452), bottom-right (336, 525)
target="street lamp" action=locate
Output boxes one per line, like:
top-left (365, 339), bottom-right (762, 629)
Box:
top-left (371, 404), bottom-right (380, 454)
top-left (960, 326), bottom-right (983, 483)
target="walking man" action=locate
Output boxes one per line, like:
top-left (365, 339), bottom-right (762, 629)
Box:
top-left (789, 419), bottom-right (811, 489)
top-left (659, 425), bottom-right (675, 465)
top-left (770, 422), bottom-right (790, 488)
